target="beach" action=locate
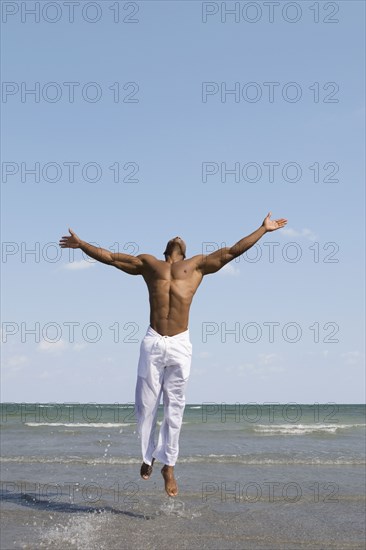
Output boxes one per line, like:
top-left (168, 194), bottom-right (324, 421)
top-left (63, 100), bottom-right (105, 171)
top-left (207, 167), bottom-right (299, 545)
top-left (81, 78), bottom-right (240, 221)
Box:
top-left (1, 403), bottom-right (365, 549)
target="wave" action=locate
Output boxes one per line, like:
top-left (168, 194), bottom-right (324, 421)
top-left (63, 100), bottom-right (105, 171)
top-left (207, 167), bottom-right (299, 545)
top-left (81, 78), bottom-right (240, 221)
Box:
top-left (1, 454), bottom-right (364, 466)
top-left (24, 422), bottom-right (135, 428)
top-left (252, 423), bottom-right (366, 435)
top-left (0, 456), bottom-right (140, 465)
top-left (181, 456), bottom-right (365, 465)
top-left (18, 421), bottom-right (366, 434)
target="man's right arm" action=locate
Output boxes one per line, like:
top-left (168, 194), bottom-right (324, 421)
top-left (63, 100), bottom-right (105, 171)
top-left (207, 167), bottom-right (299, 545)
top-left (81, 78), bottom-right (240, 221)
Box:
top-left (59, 228), bottom-right (145, 275)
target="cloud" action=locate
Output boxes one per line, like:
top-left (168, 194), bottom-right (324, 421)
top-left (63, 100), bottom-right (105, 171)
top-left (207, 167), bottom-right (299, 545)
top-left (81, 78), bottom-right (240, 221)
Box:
top-left (74, 343), bottom-right (86, 352)
top-left (101, 356), bottom-right (115, 364)
top-left (219, 263), bottom-right (240, 276)
top-left (198, 351), bottom-right (211, 359)
top-left (236, 353), bottom-right (284, 378)
top-left (63, 260), bottom-right (95, 270)
top-left (258, 353), bottom-right (280, 366)
top-left (281, 227), bottom-right (318, 241)
top-left (39, 370), bottom-right (52, 379)
top-left (37, 340), bottom-right (86, 353)
top-left (38, 340), bottom-right (67, 352)
top-left (341, 351), bottom-right (362, 366)
top-left (2, 354), bottom-right (29, 369)
top-left (190, 367), bottom-right (208, 377)
top-left (236, 363), bottom-right (255, 373)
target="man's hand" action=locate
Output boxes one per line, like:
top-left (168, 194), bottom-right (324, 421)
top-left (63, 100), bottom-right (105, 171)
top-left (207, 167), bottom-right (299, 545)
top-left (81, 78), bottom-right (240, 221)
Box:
top-left (59, 228), bottom-right (82, 249)
top-left (262, 212), bottom-right (288, 232)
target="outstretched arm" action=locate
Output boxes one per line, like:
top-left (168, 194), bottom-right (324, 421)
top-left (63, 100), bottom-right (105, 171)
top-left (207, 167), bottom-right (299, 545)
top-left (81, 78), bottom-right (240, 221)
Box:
top-left (59, 228), bottom-right (144, 275)
top-left (197, 212), bottom-right (287, 275)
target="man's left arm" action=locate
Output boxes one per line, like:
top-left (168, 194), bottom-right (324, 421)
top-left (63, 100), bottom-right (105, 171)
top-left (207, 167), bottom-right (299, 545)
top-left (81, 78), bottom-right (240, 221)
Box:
top-left (197, 212), bottom-right (287, 275)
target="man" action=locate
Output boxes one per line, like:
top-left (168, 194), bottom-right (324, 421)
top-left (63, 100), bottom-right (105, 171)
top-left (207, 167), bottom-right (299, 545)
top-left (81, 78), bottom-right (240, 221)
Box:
top-left (59, 212), bottom-right (287, 496)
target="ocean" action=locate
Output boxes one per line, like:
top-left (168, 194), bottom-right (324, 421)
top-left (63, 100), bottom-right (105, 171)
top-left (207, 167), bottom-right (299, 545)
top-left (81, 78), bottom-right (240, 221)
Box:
top-left (1, 403), bottom-right (365, 549)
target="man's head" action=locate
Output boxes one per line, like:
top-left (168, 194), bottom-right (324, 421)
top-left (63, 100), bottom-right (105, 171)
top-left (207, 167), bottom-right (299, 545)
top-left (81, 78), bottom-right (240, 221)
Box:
top-left (163, 236), bottom-right (186, 260)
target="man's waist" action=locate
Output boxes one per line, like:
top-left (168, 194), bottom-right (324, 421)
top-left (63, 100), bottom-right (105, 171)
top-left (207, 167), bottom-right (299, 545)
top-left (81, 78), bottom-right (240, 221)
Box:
top-left (146, 325), bottom-right (190, 340)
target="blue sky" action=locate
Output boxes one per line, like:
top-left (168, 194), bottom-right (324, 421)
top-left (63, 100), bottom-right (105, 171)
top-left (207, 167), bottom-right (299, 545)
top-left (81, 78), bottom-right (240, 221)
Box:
top-left (1, 0), bottom-right (365, 404)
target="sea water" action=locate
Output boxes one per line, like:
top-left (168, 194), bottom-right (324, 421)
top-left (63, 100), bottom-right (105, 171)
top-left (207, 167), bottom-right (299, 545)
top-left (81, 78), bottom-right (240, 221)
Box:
top-left (1, 403), bottom-right (365, 549)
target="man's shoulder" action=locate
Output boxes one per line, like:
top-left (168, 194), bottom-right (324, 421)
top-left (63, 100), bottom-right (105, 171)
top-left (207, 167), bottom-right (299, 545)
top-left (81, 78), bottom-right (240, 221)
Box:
top-left (185, 254), bottom-right (205, 264)
top-left (138, 254), bottom-right (175, 270)
top-left (137, 254), bottom-right (159, 264)
top-left (183, 254), bottom-right (206, 270)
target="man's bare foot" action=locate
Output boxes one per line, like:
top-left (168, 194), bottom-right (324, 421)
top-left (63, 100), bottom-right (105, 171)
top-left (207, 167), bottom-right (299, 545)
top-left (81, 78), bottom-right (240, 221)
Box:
top-left (140, 458), bottom-right (155, 480)
top-left (161, 465), bottom-right (178, 497)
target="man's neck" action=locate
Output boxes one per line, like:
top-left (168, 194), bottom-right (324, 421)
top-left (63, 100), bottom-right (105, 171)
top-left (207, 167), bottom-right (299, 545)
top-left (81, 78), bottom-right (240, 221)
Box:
top-left (165, 253), bottom-right (184, 264)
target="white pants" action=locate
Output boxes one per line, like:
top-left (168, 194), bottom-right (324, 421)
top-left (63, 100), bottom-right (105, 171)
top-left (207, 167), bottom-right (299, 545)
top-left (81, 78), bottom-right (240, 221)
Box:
top-left (135, 326), bottom-right (192, 466)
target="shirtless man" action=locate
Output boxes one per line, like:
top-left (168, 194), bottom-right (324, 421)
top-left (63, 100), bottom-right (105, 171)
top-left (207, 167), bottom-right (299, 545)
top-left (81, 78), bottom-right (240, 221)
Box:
top-left (59, 212), bottom-right (287, 496)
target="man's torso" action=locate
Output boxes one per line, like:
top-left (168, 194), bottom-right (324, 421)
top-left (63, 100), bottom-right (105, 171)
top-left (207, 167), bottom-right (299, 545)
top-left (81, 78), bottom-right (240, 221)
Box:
top-left (139, 255), bottom-right (203, 336)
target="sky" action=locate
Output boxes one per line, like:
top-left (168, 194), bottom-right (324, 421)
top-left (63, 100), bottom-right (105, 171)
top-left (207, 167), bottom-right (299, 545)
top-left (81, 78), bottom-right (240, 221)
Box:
top-left (1, 0), bottom-right (365, 404)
